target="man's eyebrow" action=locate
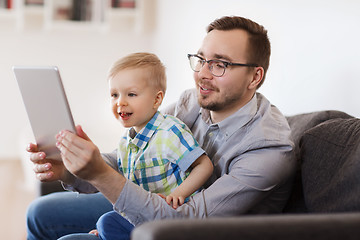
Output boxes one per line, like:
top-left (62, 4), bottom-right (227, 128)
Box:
top-left (213, 54), bottom-right (231, 61)
top-left (196, 51), bottom-right (232, 61)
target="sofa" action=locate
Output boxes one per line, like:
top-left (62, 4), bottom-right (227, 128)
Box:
top-left (39, 110), bottom-right (360, 240)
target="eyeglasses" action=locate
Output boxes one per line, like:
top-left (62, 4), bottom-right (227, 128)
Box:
top-left (187, 54), bottom-right (258, 77)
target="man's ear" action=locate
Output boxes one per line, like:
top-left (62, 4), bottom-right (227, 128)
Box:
top-left (248, 67), bottom-right (264, 90)
top-left (154, 90), bottom-right (164, 108)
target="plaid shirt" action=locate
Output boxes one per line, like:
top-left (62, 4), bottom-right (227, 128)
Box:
top-left (117, 111), bottom-right (205, 195)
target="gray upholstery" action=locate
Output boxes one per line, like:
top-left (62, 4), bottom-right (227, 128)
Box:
top-left (301, 118), bottom-right (360, 212)
top-left (286, 110), bottom-right (353, 164)
top-left (132, 213), bottom-right (360, 240)
top-left (284, 110), bottom-right (353, 212)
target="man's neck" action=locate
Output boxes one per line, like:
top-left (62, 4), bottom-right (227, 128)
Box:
top-left (210, 108), bottom-right (236, 124)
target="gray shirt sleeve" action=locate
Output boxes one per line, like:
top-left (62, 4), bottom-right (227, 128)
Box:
top-left (113, 145), bottom-right (294, 225)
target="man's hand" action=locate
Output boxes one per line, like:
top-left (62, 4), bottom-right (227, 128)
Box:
top-left (55, 125), bottom-right (126, 204)
top-left (27, 143), bottom-right (72, 183)
top-left (55, 125), bottom-right (107, 182)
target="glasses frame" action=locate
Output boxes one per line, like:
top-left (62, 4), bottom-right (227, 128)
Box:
top-left (187, 54), bottom-right (259, 77)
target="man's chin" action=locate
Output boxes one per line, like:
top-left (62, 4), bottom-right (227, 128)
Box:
top-left (198, 97), bottom-right (221, 111)
top-left (197, 95), bottom-right (208, 107)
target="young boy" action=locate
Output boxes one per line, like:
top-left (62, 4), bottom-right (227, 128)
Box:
top-left (93, 52), bottom-right (213, 239)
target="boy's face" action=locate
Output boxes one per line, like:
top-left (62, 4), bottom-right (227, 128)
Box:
top-left (109, 68), bottom-right (163, 133)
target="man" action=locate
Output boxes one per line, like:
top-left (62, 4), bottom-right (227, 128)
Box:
top-left (27, 16), bottom-right (295, 240)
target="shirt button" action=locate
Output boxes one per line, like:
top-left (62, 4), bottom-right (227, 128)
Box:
top-left (208, 132), bottom-right (214, 137)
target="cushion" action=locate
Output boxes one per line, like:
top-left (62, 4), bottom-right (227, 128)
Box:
top-left (284, 110), bottom-right (353, 213)
top-left (286, 110), bottom-right (353, 162)
top-left (300, 118), bottom-right (360, 212)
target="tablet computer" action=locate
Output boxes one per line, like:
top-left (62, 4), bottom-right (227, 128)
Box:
top-left (13, 66), bottom-right (76, 161)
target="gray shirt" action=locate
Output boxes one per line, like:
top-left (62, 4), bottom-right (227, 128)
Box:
top-left (68, 89), bottom-right (295, 226)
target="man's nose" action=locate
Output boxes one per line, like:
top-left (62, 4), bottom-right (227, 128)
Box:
top-left (198, 61), bottom-right (213, 79)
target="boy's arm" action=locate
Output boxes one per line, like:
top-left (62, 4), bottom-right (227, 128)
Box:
top-left (165, 154), bottom-right (213, 209)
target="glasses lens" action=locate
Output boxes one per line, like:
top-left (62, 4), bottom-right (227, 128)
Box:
top-left (209, 60), bottom-right (226, 77)
top-left (188, 55), bottom-right (226, 77)
top-left (189, 55), bottom-right (203, 72)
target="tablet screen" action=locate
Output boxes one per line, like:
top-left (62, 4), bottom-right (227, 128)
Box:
top-left (13, 66), bottom-right (76, 161)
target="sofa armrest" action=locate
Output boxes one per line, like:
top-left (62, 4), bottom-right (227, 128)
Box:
top-left (131, 212), bottom-right (360, 240)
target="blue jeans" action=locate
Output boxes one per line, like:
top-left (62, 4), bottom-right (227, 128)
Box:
top-left (56, 211), bottom-right (134, 240)
top-left (26, 192), bottom-right (113, 240)
top-left (96, 211), bottom-right (134, 240)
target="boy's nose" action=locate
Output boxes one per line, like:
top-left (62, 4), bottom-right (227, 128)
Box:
top-left (117, 97), bottom-right (127, 106)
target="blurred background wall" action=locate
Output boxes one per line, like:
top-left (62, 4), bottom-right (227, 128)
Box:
top-left (1, 0), bottom-right (360, 161)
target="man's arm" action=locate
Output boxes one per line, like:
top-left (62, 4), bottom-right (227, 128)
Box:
top-left (113, 145), bottom-right (294, 225)
top-left (62, 151), bottom-right (119, 193)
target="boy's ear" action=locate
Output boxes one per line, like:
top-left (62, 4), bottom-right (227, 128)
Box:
top-left (248, 67), bottom-right (264, 90)
top-left (154, 90), bottom-right (164, 108)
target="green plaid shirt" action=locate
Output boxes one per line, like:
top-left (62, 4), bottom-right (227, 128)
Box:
top-left (117, 111), bottom-right (205, 195)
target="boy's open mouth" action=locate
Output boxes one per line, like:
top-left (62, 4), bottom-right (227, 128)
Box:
top-left (119, 112), bottom-right (132, 118)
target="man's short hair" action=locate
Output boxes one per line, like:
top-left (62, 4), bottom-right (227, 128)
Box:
top-left (207, 16), bottom-right (271, 88)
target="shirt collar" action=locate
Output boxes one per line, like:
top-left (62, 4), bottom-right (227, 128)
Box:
top-left (126, 111), bottom-right (163, 149)
top-left (199, 94), bottom-right (258, 140)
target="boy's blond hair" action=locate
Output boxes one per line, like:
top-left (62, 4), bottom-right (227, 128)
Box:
top-left (108, 52), bottom-right (167, 94)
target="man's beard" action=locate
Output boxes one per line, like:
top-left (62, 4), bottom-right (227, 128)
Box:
top-left (197, 93), bottom-right (239, 111)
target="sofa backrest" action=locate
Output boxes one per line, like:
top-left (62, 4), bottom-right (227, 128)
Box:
top-left (283, 110), bottom-right (353, 213)
top-left (300, 117), bottom-right (360, 212)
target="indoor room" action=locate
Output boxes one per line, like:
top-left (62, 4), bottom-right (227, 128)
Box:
top-left (1, 0), bottom-right (359, 239)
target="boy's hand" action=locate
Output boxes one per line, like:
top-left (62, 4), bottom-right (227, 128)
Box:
top-left (166, 194), bottom-right (185, 209)
top-left (156, 193), bottom-right (185, 209)
top-left (89, 229), bottom-right (99, 236)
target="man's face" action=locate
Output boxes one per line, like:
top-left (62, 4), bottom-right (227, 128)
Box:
top-left (194, 29), bottom-right (256, 116)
